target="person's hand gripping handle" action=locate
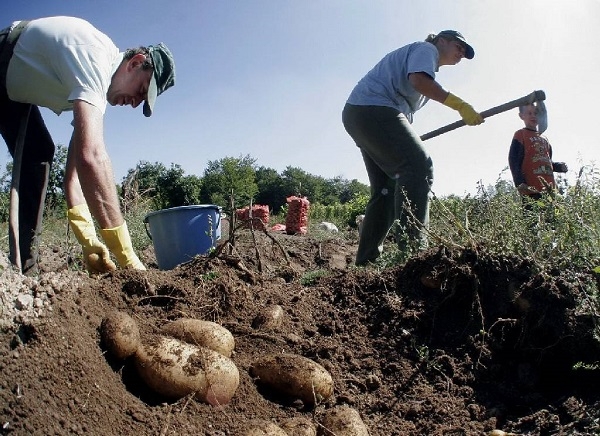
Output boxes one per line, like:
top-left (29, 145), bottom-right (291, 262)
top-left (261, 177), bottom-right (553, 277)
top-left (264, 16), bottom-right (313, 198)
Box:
top-left (443, 93), bottom-right (485, 126)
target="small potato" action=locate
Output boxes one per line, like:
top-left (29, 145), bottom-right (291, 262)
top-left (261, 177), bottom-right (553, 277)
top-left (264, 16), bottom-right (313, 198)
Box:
top-left (250, 353), bottom-right (333, 406)
top-left (86, 252), bottom-right (116, 273)
top-left (244, 420), bottom-right (288, 435)
top-left (318, 406), bottom-right (369, 436)
top-left (135, 336), bottom-right (239, 405)
top-left (100, 311), bottom-right (141, 360)
top-left (252, 304), bottom-right (284, 330)
top-left (280, 417), bottom-right (317, 436)
top-left (160, 318), bottom-right (235, 357)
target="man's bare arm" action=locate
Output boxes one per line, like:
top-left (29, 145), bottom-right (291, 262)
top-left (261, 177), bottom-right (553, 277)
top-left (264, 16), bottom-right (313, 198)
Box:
top-left (65, 100), bottom-right (123, 229)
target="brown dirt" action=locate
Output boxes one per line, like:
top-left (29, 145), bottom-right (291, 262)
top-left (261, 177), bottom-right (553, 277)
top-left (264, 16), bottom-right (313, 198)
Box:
top-left (1, 228), bottom-right (599, 435)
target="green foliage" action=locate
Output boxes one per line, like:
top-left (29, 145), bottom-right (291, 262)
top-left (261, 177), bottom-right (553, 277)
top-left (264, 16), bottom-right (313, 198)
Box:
top-left (122, 161), bottom-right (202, 211)
top-left (0, 143), bottom-right (68, 221)
top-left (255, 166), bottom-right (288, 213)
top-left (300, 269), bottom-right (329, 286)
top-left (201, 155), bottom-right (258, 210)
top-left (279, 168), bottom-right (368, 208)
top-left (45, 144), bottom-right (68, 213)
top-left (360, 165), bottom-right (600, 272)
top-left (281, 166), bottom-right (317, 199)
top-left (0, 165), bottom-right (9, 222)
top-left (424, 166), bottom-right (600, 271)
top-left (345, 193), bottom-right (369, 226)
top-left (199, 271), bottom-right (219, 281)
top-left (124, 201), bottom-right (154, 253)
top-left (309, 203), bottom-right (348, 227)
top-left (117, 156), bottom-right (369, 222)
top-left (308, 192), bottom-right (369, 230)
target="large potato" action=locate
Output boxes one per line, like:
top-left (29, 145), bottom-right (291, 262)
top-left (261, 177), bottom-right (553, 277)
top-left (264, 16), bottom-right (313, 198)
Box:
top-left (135, 336), bottom-right (239, 405)
top-left (160, 318), bottom-right (235, 358)
top-left (100, 311), bottom-right (141, 360)
top-left (280, 417), bottom-right (317, 436)
top-left (318, 406), bottom-right (369, 436)
top-left (250, 353), bottom-right (333, 405)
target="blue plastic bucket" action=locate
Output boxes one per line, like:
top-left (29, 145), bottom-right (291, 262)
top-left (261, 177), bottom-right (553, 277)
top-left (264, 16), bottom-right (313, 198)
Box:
top-left (144, 205), bottom-right (221, 270)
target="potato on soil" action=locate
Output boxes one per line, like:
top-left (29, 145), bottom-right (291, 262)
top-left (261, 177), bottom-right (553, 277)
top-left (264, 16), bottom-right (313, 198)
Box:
top-left (134, 336), bottom-right (239, 405)
top-left (318, 405), bottom-right (369, 436)
top-left (244, 420), bottom-right (288, 435)
top-left (280, 416), bottom-right (317, 435)
top-left (160, 318), bottom-right (235, 357)
top-left (100, 311), bottom-right (141, 360)
top-left (250, 353), bottom-right (333, 405)
top-left (251, 304), bottom-right (284, 330)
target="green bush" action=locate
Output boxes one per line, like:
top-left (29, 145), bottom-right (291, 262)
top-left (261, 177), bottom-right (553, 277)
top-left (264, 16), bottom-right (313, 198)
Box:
top-left (308, 192), bottom-right (369, 231)
top-left (367, 165), bottom-right (600, 272)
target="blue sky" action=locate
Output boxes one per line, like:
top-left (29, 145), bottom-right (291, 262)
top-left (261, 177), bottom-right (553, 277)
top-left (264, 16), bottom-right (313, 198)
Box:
top-left (3, 0), bottom-right (599, 196)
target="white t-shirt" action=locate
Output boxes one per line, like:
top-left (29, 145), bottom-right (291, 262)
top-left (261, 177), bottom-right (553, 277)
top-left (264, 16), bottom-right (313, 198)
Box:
top-left (346, 41), bottom-right (439, 122)
top-left (6, 16), bottom-right (122, 115)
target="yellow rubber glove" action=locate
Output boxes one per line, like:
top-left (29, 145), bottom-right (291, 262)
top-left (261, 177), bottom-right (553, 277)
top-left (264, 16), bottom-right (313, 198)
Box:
top-left (100, 221), bottom-right (146, 270)
top-left (67, 204), bottom-right (117, 274)
top-left (443, 93), bottom-right (484, 126)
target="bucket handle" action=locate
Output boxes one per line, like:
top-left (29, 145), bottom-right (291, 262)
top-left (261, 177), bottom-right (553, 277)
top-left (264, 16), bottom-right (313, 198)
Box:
top-left (143, 216), bottom-right (152, 240)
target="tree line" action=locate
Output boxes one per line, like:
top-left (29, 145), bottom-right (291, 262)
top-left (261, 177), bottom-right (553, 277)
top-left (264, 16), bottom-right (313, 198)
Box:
top-left (0, 144), bottom-right (369, 221)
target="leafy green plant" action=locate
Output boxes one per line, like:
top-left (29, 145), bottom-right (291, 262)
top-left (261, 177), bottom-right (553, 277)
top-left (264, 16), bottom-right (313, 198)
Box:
top-left (300, 269), bottom-right (329, 286)
top-left (200, 271), bottom-right (219, 281)
top-left (123, 201), bottom-right (154, 253)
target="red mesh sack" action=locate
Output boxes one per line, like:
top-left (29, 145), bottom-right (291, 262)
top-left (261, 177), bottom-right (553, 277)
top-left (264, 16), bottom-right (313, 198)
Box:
top-left (285, 196), bottom-right (310, 235)
top-left (235, 204), bottom-right (270, 230)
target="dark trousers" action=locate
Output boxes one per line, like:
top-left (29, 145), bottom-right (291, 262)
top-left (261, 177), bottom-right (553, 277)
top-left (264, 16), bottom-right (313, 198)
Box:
top-left (342, 103), bottom-right (433, 265)
top-left (0, 23), bottom-right (54, 274)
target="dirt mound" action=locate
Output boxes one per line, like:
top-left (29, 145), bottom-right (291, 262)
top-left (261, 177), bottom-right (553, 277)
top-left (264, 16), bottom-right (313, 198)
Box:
top-left (1, 231), bottom-right (599, 435)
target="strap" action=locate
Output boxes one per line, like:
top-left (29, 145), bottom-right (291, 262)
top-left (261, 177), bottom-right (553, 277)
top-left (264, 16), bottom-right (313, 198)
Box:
top-left (0, 21), bottom-right (30, 86)
top-left (7, 20), bottom-right (30, 45)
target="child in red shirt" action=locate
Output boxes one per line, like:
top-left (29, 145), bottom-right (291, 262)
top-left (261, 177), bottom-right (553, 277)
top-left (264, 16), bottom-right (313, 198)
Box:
top-left (508, 103), bottom-right (568, 199)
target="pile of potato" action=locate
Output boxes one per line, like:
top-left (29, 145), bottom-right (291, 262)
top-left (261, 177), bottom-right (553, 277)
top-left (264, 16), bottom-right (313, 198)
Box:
top-left (100, 312), bottom-right (239, 405)
top-left (100, 309), bottom-right (370, 434)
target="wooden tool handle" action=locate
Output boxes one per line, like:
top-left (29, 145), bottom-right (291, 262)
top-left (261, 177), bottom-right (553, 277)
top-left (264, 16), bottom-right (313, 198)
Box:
top-left (420, 90), bottom-right (546, 141)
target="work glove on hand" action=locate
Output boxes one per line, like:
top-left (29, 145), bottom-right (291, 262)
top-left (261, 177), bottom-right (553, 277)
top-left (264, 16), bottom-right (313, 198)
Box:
top-left (443, 93), bottom-right (484, 126)
top-left (67, 204), bottom-right (117, 274)
top-left (100, 221), bottom-right (146, 270)
top-left (553, 162), bottom-right (568, 173)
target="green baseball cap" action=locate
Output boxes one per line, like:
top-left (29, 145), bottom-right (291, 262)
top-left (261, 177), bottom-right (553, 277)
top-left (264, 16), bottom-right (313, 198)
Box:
top-left (143, 43), bottom-right (176, 117)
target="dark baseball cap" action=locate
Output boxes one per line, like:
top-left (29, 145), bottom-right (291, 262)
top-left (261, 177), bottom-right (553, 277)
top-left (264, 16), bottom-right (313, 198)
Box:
top-left (438, 30), bottom-right (474, 59)
top-left (143, 43), bottom-right (176, 117)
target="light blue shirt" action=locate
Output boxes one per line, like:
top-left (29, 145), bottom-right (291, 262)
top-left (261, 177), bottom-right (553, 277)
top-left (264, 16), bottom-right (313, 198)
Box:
top-left (347, 41), bottom-right (439, 123)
